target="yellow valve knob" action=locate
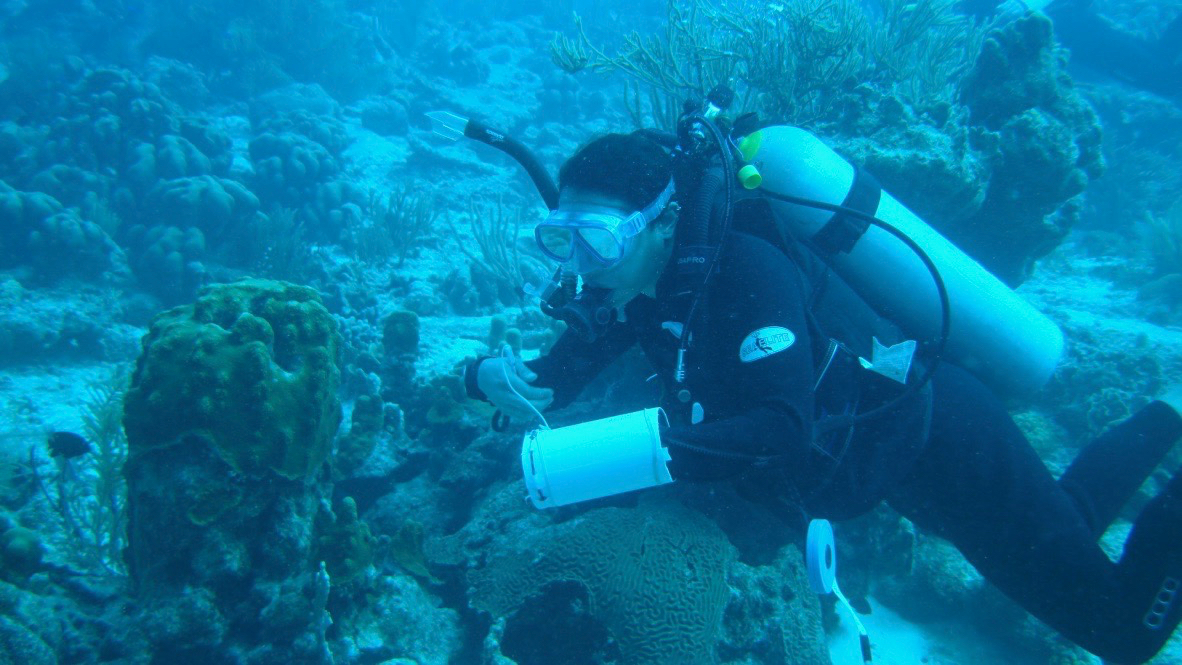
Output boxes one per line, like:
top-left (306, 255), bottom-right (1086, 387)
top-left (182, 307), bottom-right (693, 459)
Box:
top-left (738, 164), bottom-right (762, 190)
top-left (737, 131), bottom-right (763, 161)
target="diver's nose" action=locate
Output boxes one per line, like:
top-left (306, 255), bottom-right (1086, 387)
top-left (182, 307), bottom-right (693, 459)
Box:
top-left (569, 243), bottom-right (603, 276)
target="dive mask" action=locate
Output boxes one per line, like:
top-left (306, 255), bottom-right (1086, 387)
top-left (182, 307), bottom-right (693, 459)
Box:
top-left (535, 179), bottom-right (676, 272)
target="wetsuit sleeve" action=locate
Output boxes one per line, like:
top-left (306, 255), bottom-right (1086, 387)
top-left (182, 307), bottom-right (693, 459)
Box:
top-left (663, 238), bottom-right (816, 482)
top-left (524, 322), bottom-right (638, 410)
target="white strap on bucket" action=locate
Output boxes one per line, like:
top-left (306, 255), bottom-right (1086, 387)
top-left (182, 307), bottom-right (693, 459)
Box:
top-left (500, 345), bottom-right (550, 430)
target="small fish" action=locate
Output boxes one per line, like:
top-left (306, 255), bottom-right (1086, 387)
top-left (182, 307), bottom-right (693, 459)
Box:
top-left (47, 432), bottom-right (90, 459)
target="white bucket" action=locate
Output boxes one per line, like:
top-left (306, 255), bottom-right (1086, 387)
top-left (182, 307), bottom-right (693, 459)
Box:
top-left (521, 408), bottom-right (673, 509)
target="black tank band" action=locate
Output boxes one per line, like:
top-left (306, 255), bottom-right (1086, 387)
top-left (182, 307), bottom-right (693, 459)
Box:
top-left (810, 167), bottom-right (882, 256)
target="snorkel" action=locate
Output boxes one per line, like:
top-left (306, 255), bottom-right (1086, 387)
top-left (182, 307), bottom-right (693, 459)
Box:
top-left (428, 110), bottom-right (661, 343)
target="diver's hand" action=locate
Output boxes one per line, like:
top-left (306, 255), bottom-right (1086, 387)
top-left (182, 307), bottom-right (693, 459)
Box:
top-left (477, 357), bottom-right (554, 422)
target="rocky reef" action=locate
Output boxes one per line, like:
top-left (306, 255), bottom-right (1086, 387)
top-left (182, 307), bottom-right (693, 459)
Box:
top-left (0, 0), bottom-right (1178, 663)
top-left (834, 13), bottom-right (1105, 285)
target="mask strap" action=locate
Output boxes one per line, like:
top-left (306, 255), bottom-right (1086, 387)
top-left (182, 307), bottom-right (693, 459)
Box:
top-left (619, 178), bottom-right (676, 239)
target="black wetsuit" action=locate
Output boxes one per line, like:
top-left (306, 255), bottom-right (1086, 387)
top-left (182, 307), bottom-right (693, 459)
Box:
top-left (485, 229), bottom-right (1182, 664)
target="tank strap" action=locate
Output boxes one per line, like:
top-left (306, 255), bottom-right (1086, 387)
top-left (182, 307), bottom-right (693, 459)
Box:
top-left (811, 167), bottom-right (881, 256)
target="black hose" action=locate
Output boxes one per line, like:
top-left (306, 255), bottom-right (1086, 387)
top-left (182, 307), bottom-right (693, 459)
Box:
top-left (759, 188), bottom-right (952, 431)
top-left (465, 119), bottom-right (560, 210)
top-left (674, 115), bottom-right (738, 368)
top-left (664, 188), bottom-right (953, 468)
top-left (690, 168), bottom-right (723, 247)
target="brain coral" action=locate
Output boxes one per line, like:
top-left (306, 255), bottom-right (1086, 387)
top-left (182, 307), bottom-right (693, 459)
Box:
top-left (0, 615), bottom-right (54, 665)
top-left (469, 501), bottom-right (734, 665)
top-left (123, 278), bottom-right (341, 480)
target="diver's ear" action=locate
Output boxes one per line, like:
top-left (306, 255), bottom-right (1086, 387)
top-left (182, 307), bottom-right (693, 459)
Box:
top-left (653, 202), bottom-right (680, 239)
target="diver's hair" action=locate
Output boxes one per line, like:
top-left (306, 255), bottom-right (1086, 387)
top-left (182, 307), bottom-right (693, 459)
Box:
top-left (558, 132), bottom-right (673, 210)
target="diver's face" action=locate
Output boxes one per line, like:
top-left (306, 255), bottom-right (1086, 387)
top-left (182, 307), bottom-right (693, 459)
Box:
top-left (554, 187), bottom-right (676, 307)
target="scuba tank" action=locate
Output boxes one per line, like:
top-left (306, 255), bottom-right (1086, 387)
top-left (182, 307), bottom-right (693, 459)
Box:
top-left (737, 126), bottom-right (1063, 398)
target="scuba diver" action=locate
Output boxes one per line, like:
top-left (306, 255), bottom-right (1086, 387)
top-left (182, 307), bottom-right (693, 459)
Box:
top-left (959, 0), bottom-right (1181, 101)
top-left (431, 93), bottom-right (1182, 663)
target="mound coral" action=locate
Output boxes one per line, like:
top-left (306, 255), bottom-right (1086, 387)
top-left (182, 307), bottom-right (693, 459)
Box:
top-left (0, 182), bottom-right (128, 282)
top-left (248, 129), bottom-right (365, 241)
top-left (314, 496), bottom-right (374, 584)
top-left (124, 279), bottom-right (340, 480)
top-left (0, 65), bottom-right (248, 297)
top-left (0, 527), bottom-right (44, 583)
top-left (143, 175), bottom-right (261, 244)
top-left (36, 67), bottom-right (233, 190)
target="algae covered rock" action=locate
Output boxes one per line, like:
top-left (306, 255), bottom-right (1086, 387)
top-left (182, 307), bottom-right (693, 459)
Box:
top-left (335, 573), bottom-right (461, 663)
top-left (841, 13), bottom-right (1105, 286)
top-left (0, 580), bottom-right (60, 664)
top-left (954, 13), bottom-right (1104, 284)
top-left (718, 545), bottom-right (829, 665)
top-left (122, 279), bottom-right (344, 662)
top-left (124, 278), bottom-right (341, 480)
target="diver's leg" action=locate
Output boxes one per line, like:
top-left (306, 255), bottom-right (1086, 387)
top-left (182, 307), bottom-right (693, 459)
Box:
top-left (1058, 400), bottom-right (1182, 537)
top-left (887, 365), bottom-right (1181, 663)
top-left (1120, 467), bottom-right (1182, 648)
